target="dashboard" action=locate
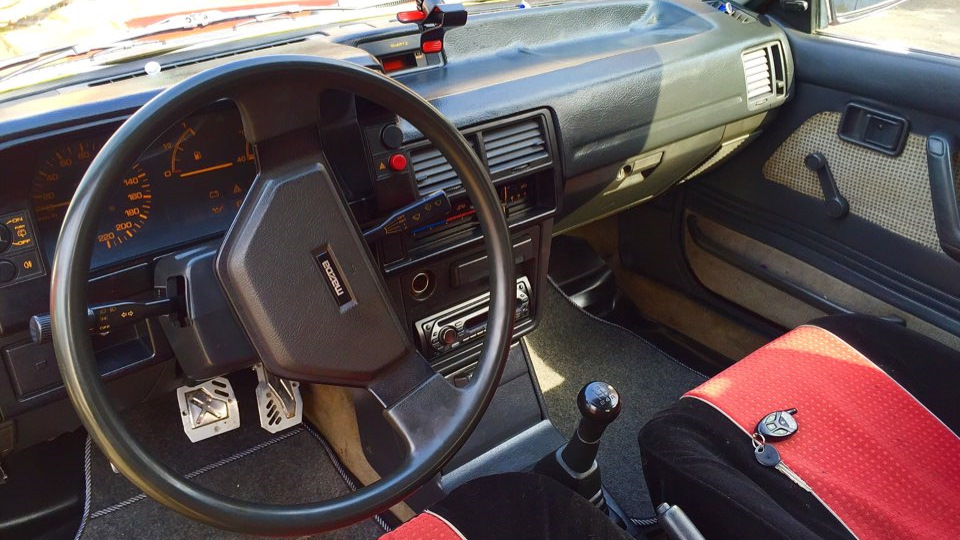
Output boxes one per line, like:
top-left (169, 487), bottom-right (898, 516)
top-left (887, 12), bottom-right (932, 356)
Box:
top-left (0, 0), bottom-right (794, 455)
top-left (30, 103), bottom-right (256, 270)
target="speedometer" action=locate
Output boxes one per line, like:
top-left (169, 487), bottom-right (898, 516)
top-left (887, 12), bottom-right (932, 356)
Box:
top-left (30, 105), bottom-right (255, 271)
top-left (30, 139), bottom-right (153, 251)
top-left (94, 163), bottom-right (152, 250)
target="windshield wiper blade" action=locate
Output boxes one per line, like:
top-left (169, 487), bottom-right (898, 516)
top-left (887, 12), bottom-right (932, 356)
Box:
top-left (0, 4), bottom-right (337, 81)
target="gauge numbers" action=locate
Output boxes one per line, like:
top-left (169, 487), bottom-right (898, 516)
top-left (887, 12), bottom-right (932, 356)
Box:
top-left (96, 164), bottom-right (152, 250)
top-left (31, 140), bottom-right (153, 250)
top-left (167, 118), bottom-right (255, 217)
top-left (29, 105), bottom-right (256, 270)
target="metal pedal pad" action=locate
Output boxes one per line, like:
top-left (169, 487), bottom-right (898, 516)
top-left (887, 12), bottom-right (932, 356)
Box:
top-left (176, 377), bottom-right (240, 443)
top-left (253, 364), bottom-right (303, 433)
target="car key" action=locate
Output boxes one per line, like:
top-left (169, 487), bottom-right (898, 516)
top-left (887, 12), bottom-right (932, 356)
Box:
top-left (757, 408), bottom-right (798, 440)
top-left (754, 442), bottom-right (782, 467)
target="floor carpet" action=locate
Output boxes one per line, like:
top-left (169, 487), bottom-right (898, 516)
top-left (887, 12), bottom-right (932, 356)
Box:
top-left (75, 376), bottom-right (386, 540)
top-left (524, 281), bottom-right (707, 519)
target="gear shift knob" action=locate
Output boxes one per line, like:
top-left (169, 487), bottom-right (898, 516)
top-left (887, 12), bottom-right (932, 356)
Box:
top-left (578, 381), bottom-right (622, 430)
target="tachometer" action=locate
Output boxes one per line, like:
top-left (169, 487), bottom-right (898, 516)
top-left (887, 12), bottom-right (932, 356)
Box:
top-left (31, 139), bottom-right (153, 251)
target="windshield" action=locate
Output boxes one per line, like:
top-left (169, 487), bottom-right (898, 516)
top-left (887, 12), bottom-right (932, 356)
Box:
top-left (0, 0), bottom-right (428, 93)
top-left (0, 1), bottom-right (410, 59)
top-left (0, 0), bottom-right (415, 63)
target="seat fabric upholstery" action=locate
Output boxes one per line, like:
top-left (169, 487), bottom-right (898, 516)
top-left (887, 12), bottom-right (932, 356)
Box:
top-left (638, 315), bottom-right (960, 540)
top-left (383, 473), bottom-right (634, 540)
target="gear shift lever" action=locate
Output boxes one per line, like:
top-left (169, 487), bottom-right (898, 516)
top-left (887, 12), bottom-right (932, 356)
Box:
top-left (535, 381), bottom-right (621, 505)
top-left (561, 381), bottom-right (622, 472)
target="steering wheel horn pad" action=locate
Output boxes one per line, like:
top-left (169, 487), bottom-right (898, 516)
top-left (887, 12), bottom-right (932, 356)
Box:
top-left (215, 135), bottom-right (409, 385)
top-left (50, 56), bottom-right (515, 535)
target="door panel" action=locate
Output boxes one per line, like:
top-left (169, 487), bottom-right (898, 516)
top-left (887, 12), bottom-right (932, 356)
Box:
top-left (679, 29), bottom-right (960, 346)
top-left (762, 111), bottom-right (958, 254)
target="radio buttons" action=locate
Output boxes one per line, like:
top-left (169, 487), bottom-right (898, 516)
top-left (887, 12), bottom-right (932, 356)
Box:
top-left (416, 277), bottom-right (532, 357)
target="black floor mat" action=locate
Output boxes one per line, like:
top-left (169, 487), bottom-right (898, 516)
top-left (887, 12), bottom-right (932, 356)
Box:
top-left (76, 382), bottom-right (386, 540)
top-left (524, 282), bottom-right (707, 519)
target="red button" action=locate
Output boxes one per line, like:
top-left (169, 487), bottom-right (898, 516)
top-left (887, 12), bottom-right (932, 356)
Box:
top-left (397, 10), bottom-right (426, 23)
top-left (421, 40), bottom-right (443, 54)
top-left (389, 153), bottom-right (408, 171)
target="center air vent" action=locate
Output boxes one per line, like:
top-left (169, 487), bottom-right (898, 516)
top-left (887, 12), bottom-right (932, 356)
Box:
top-left (410, 144), bottom-right (463, 194)
top-left (410, 113), bottom-right (553, 195)
top-left (483, 119), bottom-right (550, 179)
top-left (742, 42), bottom-right (786, 110)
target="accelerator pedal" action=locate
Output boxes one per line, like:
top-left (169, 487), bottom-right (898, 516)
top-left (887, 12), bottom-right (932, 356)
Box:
top-left (253, 364), bottom-right (303, 433)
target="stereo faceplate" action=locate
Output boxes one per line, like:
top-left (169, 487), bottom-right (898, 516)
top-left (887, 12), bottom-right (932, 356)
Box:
top-left (414, 277), bottom-right (531, 359)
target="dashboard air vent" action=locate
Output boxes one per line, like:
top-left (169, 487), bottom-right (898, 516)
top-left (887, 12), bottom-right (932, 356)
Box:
top-left (482, 118), bottom-right (550, 180)
top-left (410, 145), bottom-right (460, 194)
top-left (742, 42), bottom-right (786, 109)
top-left (703, 0), bottom-right (756, 23)
top-left (410, 114), bottom-right (552, 195)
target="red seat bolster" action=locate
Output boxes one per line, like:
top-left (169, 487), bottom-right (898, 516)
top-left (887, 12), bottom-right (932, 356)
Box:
top-left (379, 511), bottom-right (466, 540)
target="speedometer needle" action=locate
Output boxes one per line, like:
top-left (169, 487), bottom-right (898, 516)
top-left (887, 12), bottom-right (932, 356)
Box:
top-left (179, 162), bottom-right (233, 178)
top-left (34, 201), bottom-right (71, 212)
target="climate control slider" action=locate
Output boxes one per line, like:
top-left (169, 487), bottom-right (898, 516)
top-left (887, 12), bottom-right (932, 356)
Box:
top-left (363, 190), bottom-right (451, 242)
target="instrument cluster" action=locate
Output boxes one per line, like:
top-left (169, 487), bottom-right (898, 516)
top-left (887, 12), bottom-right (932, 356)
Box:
top-left (30, 102), bottom-right (257, 270)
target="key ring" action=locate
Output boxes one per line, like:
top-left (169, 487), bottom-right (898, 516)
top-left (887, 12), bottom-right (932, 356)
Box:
top-left (751, 431), bottom-right (766, 450)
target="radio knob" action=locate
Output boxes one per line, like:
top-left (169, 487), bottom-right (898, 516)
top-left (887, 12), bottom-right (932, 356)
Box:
top-left (439, 326), bottom-right (458, 346)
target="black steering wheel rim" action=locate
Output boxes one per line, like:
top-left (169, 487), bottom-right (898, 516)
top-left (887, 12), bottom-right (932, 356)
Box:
top-left (50, 56), bottom-right (515, 536)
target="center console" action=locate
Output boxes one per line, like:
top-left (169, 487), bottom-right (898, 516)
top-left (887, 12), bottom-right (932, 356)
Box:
top-left (365, 109), bottom-right (560, 380)
top-left (352, 109), bottom-right (562, 500)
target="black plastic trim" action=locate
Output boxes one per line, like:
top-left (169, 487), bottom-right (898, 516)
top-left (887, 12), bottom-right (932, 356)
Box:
top-left (785, 27), bottom-right (960, 122)
top-left (926, 132), bottom-right (960, 262)
top-left (838, 102), bottom-right (909, 157)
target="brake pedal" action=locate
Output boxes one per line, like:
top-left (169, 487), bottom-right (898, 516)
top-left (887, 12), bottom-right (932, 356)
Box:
top-left (176, 378), bottom-right (240, 443)
top-left (253, 364), bottom-right (303, 433)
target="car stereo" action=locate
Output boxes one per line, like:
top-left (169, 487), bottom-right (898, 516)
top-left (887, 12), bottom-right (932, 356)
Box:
top-left (415, 277), bottom-right (531, 359)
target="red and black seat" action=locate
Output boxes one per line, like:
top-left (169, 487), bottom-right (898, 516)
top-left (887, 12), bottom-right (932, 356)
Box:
top-left (380, 472), bottom-right (633, 540)
top-left (639, 314), bottom-right (960, 540)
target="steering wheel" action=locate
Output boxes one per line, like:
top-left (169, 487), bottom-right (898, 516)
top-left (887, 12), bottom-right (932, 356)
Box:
top-left (50, 56), bottom-right (515, 536)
